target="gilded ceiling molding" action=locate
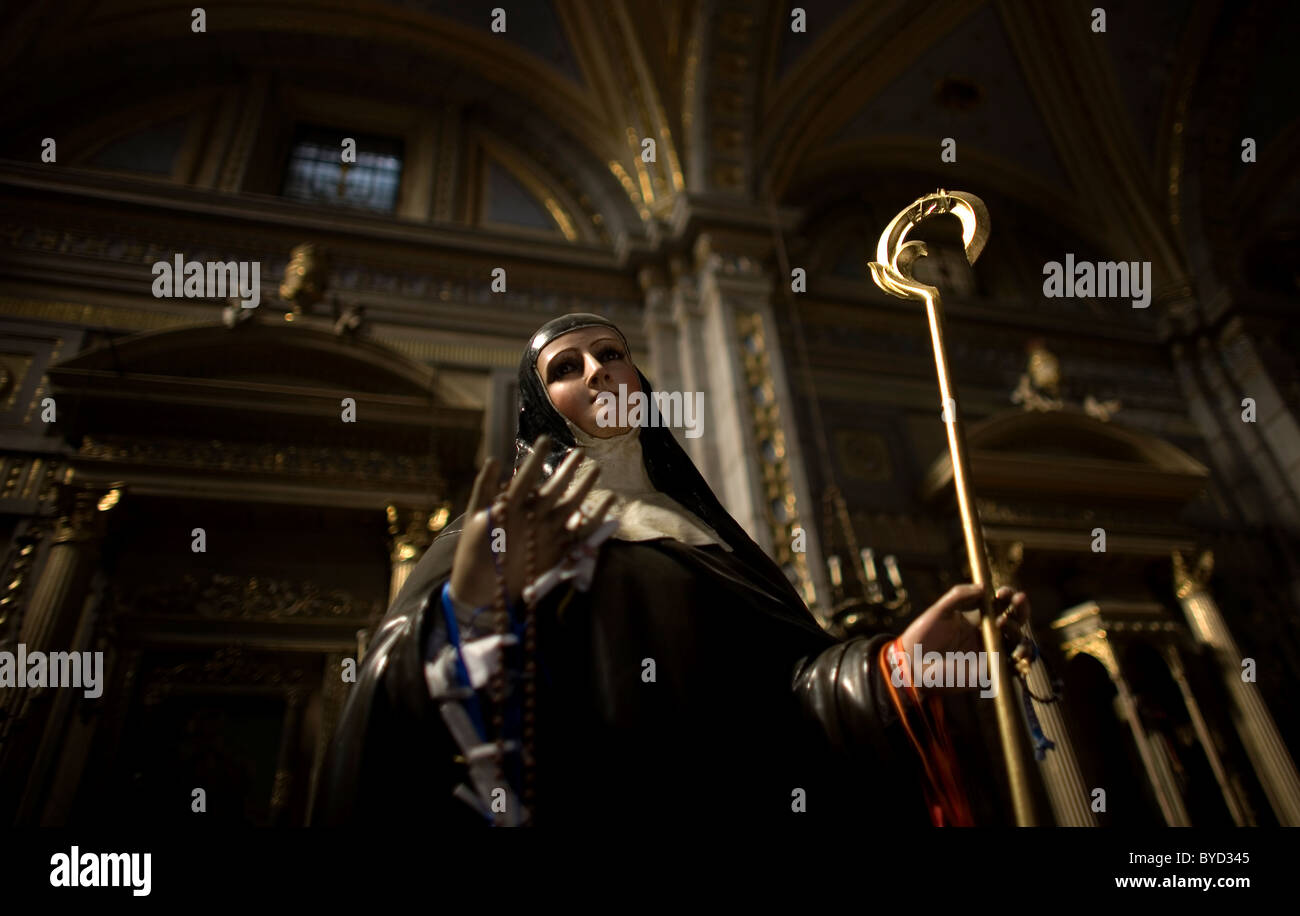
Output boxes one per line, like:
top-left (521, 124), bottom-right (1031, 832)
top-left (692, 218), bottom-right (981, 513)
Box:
top-left (702, 1), bottom-right (764, 194)
top-left (559, 0), bottom-right (658, 219)
top-left (1157, 0), bottom-right (1226, 234)
top-left (608, 3), bottom-right (684, 211)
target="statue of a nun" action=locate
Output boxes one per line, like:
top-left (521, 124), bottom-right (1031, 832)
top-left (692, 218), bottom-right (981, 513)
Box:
top-left (312, 313), bottom-right (1030, 827)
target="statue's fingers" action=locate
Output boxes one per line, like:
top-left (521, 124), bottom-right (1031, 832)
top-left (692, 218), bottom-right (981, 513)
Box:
top-left (467, 456), bottom-right (499, 514)
top-left (537, 447), bottom-right (584, 507)
top-left (943, 582), bottom-right (993, 628)
top-left (942, 583), bottom-right (985, 614)
top-left (997, 593), bottom-right (1029, 629)
top-left (508, 434), bottom-right (551, 508)
top-left (554, 465), bottom-right (601, 518)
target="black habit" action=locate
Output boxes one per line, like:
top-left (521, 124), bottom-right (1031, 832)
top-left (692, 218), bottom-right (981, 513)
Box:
top-left (312, 314), bottom-right (936, 828)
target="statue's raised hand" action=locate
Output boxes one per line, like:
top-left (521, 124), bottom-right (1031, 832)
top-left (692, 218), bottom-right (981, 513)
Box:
top-left (449, 434), bottom-right (615, 609)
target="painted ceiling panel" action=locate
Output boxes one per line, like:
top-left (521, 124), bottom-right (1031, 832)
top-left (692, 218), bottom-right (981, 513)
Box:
top-left (829, 4), bottom-right (1071, 190)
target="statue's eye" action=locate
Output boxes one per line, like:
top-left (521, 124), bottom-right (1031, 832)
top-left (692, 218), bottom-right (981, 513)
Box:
top-left (550, 359), bottom-right (578, 380)
top-left (601, 347), bottom-right (624, 361)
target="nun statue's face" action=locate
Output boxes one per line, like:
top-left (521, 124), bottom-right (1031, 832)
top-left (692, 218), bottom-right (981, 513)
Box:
top-left (536, 326), bottom-right (642, 437)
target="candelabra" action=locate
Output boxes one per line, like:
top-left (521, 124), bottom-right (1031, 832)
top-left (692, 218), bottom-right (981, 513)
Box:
top-left (824, 545), bottom-right (912, 636)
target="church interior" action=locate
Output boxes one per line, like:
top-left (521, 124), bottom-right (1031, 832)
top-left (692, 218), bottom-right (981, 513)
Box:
top-left (1, 0), bottom-right (1298, 830)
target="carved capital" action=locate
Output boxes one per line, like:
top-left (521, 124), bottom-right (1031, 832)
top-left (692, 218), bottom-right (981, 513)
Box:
top-left (1060, 629), bottom-right (1119, 677)
top-left (1172, 548), bottom-right (1213, 599)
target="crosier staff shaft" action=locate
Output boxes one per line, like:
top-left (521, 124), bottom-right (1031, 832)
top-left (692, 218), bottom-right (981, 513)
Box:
top-left (869, 190), bottom-right (1038, 826)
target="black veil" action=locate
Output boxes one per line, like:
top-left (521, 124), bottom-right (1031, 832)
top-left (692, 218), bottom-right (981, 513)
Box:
top-left (514, 312), bottom-right (822, 636)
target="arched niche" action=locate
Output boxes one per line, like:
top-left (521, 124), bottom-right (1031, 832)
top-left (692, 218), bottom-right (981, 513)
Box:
top-left (1061, 651), bottom-right (1162, 827)
top-left (1121, 641), bottom-right (1235, 826)
top-left (47, 319), bottom-right (484, 510)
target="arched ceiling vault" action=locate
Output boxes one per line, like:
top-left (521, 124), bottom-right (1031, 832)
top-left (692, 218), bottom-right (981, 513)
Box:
top-left (1, 0), bottom-right (690, 247)
top-left (2, 0), bottom-right (1294, 278)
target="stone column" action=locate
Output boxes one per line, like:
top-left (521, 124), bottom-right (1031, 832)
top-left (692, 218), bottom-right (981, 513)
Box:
top-left (1119, 673), bottom-right (1193, 828)
top-left (1217, 318), bottom-right (1300, 517)
top-left (0, 482), bottom-right (121, 823)
top-left (20, 572), bottom-right (104, 825)
top-left (639, 265), bottom-right (683, 397)
top-left (0, 483), bottom-right (121, 725)
top-left (1057, 622), bottom-right (1190, 826)
top-left (1158, 642), bottom-right (1254, 826)
top-left (1173, 548), bottom-right (1300, 825)
top-left (1103, 638), bottom-right (1190, 825)
top-left (1195, 334), bottom-right (1300, 529)
top-left (989, 543), bottom-right (1097, 826)
top-left (692, 234), bottom-right (771, 550)
top-left (670, 255), bottom-right (720, 481)
top-left (1169, 339), bottom-right (1270, 527)
top-left (686, 234), bottom-right (830, 609)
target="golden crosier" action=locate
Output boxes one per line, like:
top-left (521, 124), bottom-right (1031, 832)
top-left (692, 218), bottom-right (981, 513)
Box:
top-left (868, 189), bottom-right (1039, 827)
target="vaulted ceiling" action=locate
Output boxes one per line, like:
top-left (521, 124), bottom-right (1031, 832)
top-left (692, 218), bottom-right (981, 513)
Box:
top-left (2, 0), bottom-right (1294, 298)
